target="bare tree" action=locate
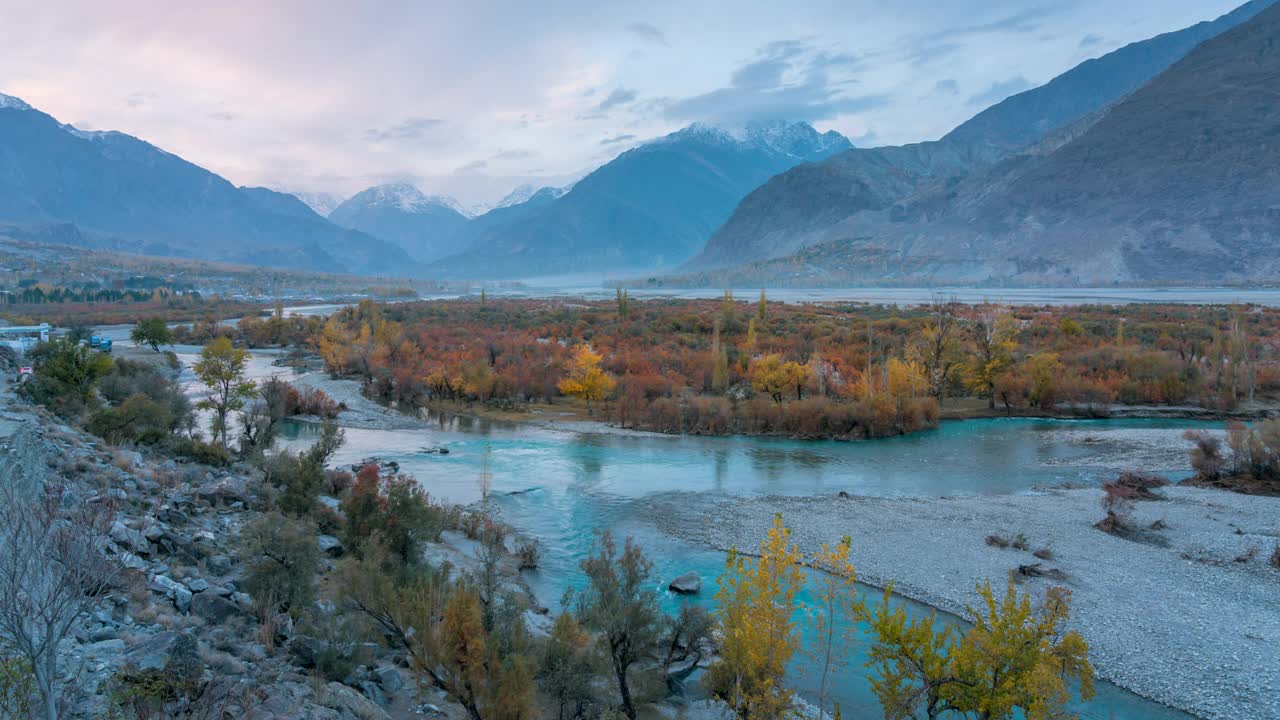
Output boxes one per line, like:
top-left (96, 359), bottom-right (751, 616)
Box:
top-left (0, 483), bottom-right (119, 720)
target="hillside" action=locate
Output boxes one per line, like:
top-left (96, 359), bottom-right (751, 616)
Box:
top-left (428, 121), bottom-right (851, 278)
top-left (329, 184), bottom-right (472, 262)
top-left (0, 96), bottom-right (414, 276)
top-left (665, 1), bottom-right (1280, 287)
top-left (685, 0), bottom-right (1277, 272)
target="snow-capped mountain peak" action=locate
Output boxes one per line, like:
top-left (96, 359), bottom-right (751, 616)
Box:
top-left (645, 120), bottom-right (851, 159)
top-left (349, 183), bottom-right (471, 217)
top-left (0, 93), bottom-right (33, 111)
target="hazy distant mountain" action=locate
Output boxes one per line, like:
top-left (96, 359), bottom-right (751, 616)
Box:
top-left (665, 1), bottom-right (1280, 286)
top-left (429, 121), bottom-right (852, 278)
top-left (288, 191), bottom-right (346, 217)
top-left (0, 95), bottom-right (414, 275)
top-left (328, 183), bottom-right (473, 262)
top-left (685, 0), bottom-right (1277, 272)
top-left (492, 183), bottom-right (570, 211)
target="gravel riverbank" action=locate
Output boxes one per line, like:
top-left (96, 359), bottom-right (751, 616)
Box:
top-left (651, 486), bottom-right (1280, 720)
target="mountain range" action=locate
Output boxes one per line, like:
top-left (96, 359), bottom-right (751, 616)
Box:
top-left (679, 0), bottom-right (1279, 284)
top-left (0, 96), bottom-right (414, 276)
top-left (1, 0), bottom-right (1276, 286)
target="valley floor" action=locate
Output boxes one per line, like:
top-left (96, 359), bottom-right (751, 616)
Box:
top-left (649, 486), bottom-right (1280, 720)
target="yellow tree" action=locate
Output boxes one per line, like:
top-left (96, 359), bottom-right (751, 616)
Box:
top-left (967, 309), bottom-right (1018, 408)
top-left (751, 355), bottom-right (810, 403)
top-left (862, 578), bottom-right (1094, 720)
top-left (808, 536), bottom-right (863, 720)
top-left (948, 580), bottom-right (1093, 720)
top-left (318, 315), bottom-right (354, 374)
top-left (558, 345), bottom-right (617, 412)
top-left (886, 357), bottom-right (927, 401)
top-left (193, 337), bottom-right (256, 448)
top-left (707, 514), bottom-right (804, 719)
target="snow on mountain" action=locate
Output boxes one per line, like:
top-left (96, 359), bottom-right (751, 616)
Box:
top-left (491, 183), bottom-right (570, 211)
top-left (0, 92), bottom-right (32, 111)
top-left (645, 120), bottom-right (851, 158)
top-left (287, 191), bottom-right (346, 217)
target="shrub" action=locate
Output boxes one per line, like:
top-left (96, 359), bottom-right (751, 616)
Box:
top-left (19, 337), bottom-right (113, 417)
top-left (1096, 481), bottom-right (1137, 535)
top-left (170, 437), bottom-right (232, 467)
top-left (1271, 545), bottom-right (1280, 569)
top-left (0, 656), bottom-right (34, 719)
top-left (342, 465), bottom-right (448, 564)
top-left (985, 534), bottom-right (1010, 548)
top-left (240, 513), bottom-right (320, 617)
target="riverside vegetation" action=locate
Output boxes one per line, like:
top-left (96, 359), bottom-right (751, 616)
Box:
top-left (0, 327), bottom-right (1104, 719)
top-left (289, 296), bottom-right (1280, 441)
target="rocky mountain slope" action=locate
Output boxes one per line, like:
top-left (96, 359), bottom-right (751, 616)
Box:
top-left (0, 97), bottom-right (415, 276)
top-left (684, 0), bottom-right (1277, 273)
top-left (328, 183), bottom-right (472, 262)
top-left (668, 1), bottom-right (1280, 287)
top-left (427, 121), bottom-right (852, 278)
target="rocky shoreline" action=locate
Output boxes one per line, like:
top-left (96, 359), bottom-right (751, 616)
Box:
top-left (649, 486), bottom-right (1280, 720)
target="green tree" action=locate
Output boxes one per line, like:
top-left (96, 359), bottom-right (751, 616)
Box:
top-left (240, 512), bottom-right (320, 617)
top-left (571, 532), bottom-right (661, 720)
top-left (541, 614), bottom-right (594, 720)
top-left (193, 337), bottom-right (256, 448)
top-left (20, 337), bottom-right (113, 417)
top-left (130, 317), bottom-right (174, 352)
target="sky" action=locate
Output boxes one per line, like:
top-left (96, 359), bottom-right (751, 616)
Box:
top-left (0, 0), bottom-right (1244, 207)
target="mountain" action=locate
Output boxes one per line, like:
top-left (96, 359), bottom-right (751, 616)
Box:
top-left (666, 1), bottom-right (1280, 286)
top-left (0, 95), bottom-right (414, 275)
top-left (685, 0), bottom-right (1278, 272)
top-left (288, 191), bottom-right (345, 217)
top-left (428, 121), bottom-right (852, 278)
top-left (492, 183), bottom-right (569, 210)
top-left (328, 183), bottom-right (473, 262)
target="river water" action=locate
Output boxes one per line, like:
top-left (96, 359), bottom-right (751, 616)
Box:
top-left (165, 312), bottom-right (1212, 719)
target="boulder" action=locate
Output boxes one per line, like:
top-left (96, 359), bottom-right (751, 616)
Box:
top-left (317, 534), bottom-right (344, 557)
top-left (668, 571), bottom-right (702, 595)
top-left (185, 577), bottom-right (210, 593)
top-left (123, 631), bottom-right (185, 672)
top-left (360, 680), bottom-right (388, 707)
top-left (192, 592), bottom-right (240, 622)
top-left (110, 521), bottom-right (151, 555)
top-left (197, 476), bottom-right (248, 505)
top-left (374, 665), bottom-right (403, 694)
top-left (173, 586), bottom-right (193, 613)
top-left (324, 682), bottom-right (392, 719)
top-left (206, 554), bottom-right (233, 576)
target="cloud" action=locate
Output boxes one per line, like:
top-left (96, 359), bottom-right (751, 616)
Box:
top-left (1079, 33), bottom-right (1104, 48)
top-left (124, 91), bottom-right (154, 109)
top-left (363, 116), bottom-right (445, 143)
top-left (454, 159), bottom-right (487, 174)
top-left (625, 22), bottom-right (669, 47)
top-left (596, 87), bottom-right (637, 112)
top-left (600, 134), bottom-right (636, 146)
top-left (966, 75), bottom-right (1034, 107)
top-left (906, 43), bottom-right (962, 67)
top-left (933, 78), bottom-right (959, 95)
top-left (491, 148), bottom-right (535, 161)
top-left (850, 129), bottom-right (877, 146)
top-left (209, 111), bottom-right (235, 121)
top-left (926, 5), bottom-right (1058, 42)
top-left (661, 39), bottom-right (887, 125)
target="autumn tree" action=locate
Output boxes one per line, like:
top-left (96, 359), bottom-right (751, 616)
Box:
top-left (130, 317), bottom-right (174, 352)
top-left (1026, 353), bottom-right (1064, 409)
top-left (808, 536), bottom-right (863, 720)
top-left (558, 345), bottom-right (617, 412)
top-left (711, 319), bottom-right (729, 391)
top-left (707, 514), bottom-right (804, 719)
top-left (968, 307), bottom-right (1018, 408)
top-left (910, 303), bottom-right (963, 405)
top-left (193, 337), bottom-right (257, 448)
top-left (540, 614), bottom-right (594, 720)
top-left (750, 355), bottom-right (810, 403)
top-left (570, 531), bottom-right (661, 720)
top-left (862, 577), bottom-right (1094, 720)
top-left (758, 289), bottom-right (767, 322)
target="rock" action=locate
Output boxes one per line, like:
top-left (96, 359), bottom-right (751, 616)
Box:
top-left (271, 612), bottom-right (294, 642)
top-left (374, 665), bottom-right (403, 694)
top-left (232, 592), bottom-right (254, 611)
top-left (668, 571), bottom-right (702, 595)
top-left (151, 574), bottom-right (184, 597)
top-left (522, 609), bottom-right (555, 638)
top-left (110, 520), bottom-right (150, 555)
top-left (192, 592), bottom-right (240, 622)
top-left (324, 681), bottom-right (391, 719)
top-left (118, 552), bottom-right (149, 571)
top-left (89, 625), bottom-right (119, 642)
top-left (206, 554), bottom-right (233, 576)
top-left (289, 635), bottom-right (325, 668)
top-left (197, 476), bottom-right (248, 505)
top-left (173, 586), bottom-right (192, 613)
top-left (317, 495), bottom-right (341, 511)
top-left (185, 577), bottom-right (210, 593)
top-left (317, 534), bottom-right (344, 557)
top-left (123, 631), bottom-right (184, 672)
top-left (360, 680), bottom-right (387, 706)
